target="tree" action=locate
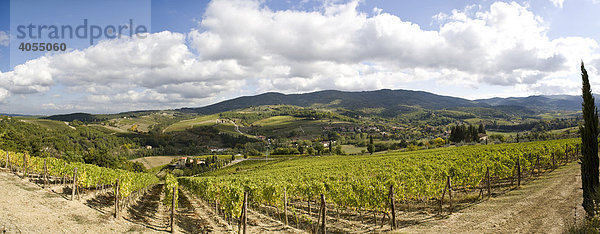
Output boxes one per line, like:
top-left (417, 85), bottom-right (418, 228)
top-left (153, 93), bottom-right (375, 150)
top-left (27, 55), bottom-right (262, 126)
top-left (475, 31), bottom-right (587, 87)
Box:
top-left (367, 136), bottom-right (375, 155)
top-left (433, 137), bottom-right (445, 147)
top-left (297, 145), bottom-right (305, 154)
top-left (580, 62), bottom-right (599, 217)
top-left (478, 124), bottom-right (486, 134)
top-left (314, 143), bottom-right (324, 155)
top-left (367, 144), bottom-right (375, 155)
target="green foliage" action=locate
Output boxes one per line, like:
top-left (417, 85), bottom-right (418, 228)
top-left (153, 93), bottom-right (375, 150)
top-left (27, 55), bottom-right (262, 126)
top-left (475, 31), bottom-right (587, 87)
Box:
top-left (367, 144), bottom-right (375, 155)
top-left (580, 62), bottom-right (599, 217)
top-left (163, 173), bottom-right (179, 210)
top-left (179, 138), bottom-right (579, 217)
top-left (0, 117), bottom-right (141, 171)
top-left (272, 147), bottom-right (300, 155)
top-left (43, 112), bottom-right (102, 122)
top-left (0, 149), bottom-right (158, 199)
top-left (449, 124), bottom-right (480, 143)
top-left (566, 217), bottom-right (600, 234)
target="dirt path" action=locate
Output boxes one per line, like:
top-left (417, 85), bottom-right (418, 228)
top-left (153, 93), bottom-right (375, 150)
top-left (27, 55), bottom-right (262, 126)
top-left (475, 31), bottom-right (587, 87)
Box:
top-left (245, 208), bottom-right (305, 233)
top-left (0, 170), bottom-right (153, 233)
top-left (178, 190), bottom-right (233, 233)
top-left (401, 162), bottom-right (584, 234)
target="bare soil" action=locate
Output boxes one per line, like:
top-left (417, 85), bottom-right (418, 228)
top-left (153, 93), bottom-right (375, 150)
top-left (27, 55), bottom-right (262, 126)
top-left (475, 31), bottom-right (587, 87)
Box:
top-left (131, 156), bottom-right (179, 170)
top-left (0, 162), bottom-right (584, 233)
top-left (0, 169), bottom-right (153, 233)
top-left (400, 162), bottom-right (584, 233)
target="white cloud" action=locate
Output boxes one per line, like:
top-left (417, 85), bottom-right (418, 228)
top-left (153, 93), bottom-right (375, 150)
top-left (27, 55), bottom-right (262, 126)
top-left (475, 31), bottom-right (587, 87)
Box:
top-left (550, 0), bottom-right (565, 8)
top-left (190, 0), bottom-right (595, 88)
top-left (0, 31), bottom-right (8, 46)
top-left (0, 0), bottom-right (598, 112)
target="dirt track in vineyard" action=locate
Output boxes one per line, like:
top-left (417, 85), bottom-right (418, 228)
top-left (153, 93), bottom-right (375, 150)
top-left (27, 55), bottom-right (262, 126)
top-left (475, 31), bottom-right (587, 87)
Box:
top-left (401, 162), bottom-right (583, 233)
top-left (0, 162), bottom-right (585, 233)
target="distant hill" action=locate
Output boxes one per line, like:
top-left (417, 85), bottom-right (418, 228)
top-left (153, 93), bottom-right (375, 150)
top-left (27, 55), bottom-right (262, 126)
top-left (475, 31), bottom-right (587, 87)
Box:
top-left (476, 95), bottom-right (595, 111)
top-left (43, 112), bottom-right (101, 122)
top-left (177, 90), bottom-right (589, 116)
top-left (180, 89), bottom-right (484, 115)
top-left (44, 90), bottom-right (587, 122)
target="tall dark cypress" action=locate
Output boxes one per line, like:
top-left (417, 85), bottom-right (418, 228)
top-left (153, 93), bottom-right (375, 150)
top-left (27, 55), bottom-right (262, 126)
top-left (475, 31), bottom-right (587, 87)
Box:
top-left (580, 61), bottom-right (599, 217)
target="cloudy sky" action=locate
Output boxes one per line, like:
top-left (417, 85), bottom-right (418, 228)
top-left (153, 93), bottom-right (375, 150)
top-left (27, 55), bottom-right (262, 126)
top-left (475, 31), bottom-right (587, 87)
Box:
top-left (0, 0), bottom-right (600, 115)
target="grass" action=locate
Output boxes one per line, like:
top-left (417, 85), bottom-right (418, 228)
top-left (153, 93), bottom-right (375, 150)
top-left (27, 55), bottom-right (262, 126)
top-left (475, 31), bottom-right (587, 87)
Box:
top-left (111, 117), bottom-right (156, 132)
top-left (251, 117), bottom-right (331, 138)
top-left (549, 126), bottom-right (578, 134)
top-left (486, 130), bottom-right (516, 137)
top-left (87, 124), bottom-right (128, 133)
top-left (201, 159), bottom-right (285, 177)
top-left (341, 144), bottom-right (366, 154)
top-left (163, 114), bottom-right (219, 132)
top-left (18, 118), bottom-right (74, 131)
top-left (253, 115), bottom-right (300, 126)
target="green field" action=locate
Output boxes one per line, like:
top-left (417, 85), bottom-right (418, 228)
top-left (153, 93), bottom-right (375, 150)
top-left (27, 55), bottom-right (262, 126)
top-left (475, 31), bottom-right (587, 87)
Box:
top-left (18, 118), bottom-right (74, 131)
top-left (201, 159), bottom-right (285, 177)
top-left (249, 116), bottom-right (338, 138)
top-left (341, 144), bottom-right (366, 154)
top-left (253, 115), bottom-right (301, 126)
top-left (163, 114), bottom-right (219, 132)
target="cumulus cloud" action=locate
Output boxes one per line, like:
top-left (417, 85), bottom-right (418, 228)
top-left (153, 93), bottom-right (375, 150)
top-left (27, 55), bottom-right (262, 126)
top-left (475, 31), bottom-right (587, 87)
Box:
top-left (0, 0), bottom-right (598, 112)
top-left (189, 0), bottom-right (595, 88)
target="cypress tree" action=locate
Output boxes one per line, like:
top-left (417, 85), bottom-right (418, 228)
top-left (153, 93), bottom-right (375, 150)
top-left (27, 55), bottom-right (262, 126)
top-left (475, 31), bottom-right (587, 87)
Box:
top-left (580, 61), bottom-right (599, 217)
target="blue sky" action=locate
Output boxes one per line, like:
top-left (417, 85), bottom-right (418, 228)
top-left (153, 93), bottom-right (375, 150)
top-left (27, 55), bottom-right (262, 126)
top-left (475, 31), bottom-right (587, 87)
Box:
top-left (0, 0), bottom-right (600, 114)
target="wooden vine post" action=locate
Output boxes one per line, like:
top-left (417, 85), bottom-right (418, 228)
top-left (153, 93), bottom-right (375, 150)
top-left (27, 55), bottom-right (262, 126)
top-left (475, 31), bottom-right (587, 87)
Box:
top-left (389, 184), bottom-right (396, 230)
top-left (486, 167), bottom-right (491, 198)
top-left (517, 158), bottom-right (521, 187)
top-left (22, 154), bottom-right (27, 177)
top-left (536, 154), bottom-right (540, 176)
top-left (552, 153), bottom-right (555, 169)
top-left (243, 191), bottom-right (248, 234)
top-left (71, 168), bottom-right (78, 201)
top-left (565, 144), bottom-right (568, 163)
top-left (5, 152), bottom-right (8, 169)
top-left (171, 186), bottom-right (176, 234)
top-left (319, 194), bottom-right (326, 234)
top-left (440, 176), bottom-right (448, 213)
top-left (448, 176), bottom-right (452, 212)
top-left (114, 179), bottom-right (120, 218)
top-left (43, 159), bottom-right (48, 189)
top-left (284, 187), bottom-right (288, 226)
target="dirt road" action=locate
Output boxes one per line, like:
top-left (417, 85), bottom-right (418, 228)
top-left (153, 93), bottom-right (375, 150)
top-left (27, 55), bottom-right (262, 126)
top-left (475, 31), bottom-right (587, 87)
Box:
top-left (401, 162), bottom-right (584, 233)
top-left (0, 170), bottom-right (153, 233)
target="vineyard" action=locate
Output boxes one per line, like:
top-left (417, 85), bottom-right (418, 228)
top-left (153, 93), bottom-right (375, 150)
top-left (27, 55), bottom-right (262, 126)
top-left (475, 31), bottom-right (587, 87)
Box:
top-left (179, 138), bottom-right (580, 232)
top-left (0, 149), bottom-right (159, 209)
top-left (0, 138), bottom-right (583, 233)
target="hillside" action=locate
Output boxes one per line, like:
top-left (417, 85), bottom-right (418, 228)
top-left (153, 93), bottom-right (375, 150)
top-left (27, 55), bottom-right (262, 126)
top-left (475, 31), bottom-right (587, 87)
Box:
top-left (179, 89), bottom-right (484, 115)
top-left (178, 89), bottom-right (589, 116)
top-left (476, 95), bottom-right (598, 111)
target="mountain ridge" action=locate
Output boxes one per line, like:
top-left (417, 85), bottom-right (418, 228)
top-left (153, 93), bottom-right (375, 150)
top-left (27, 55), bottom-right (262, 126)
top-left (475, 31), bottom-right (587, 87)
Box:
top-left (179, 89), bottom-right (588, 115)
top-left (36, 89), bottom-right (590, 120)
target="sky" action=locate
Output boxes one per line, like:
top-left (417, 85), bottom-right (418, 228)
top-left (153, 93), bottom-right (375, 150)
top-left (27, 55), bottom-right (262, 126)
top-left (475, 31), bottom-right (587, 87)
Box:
top-left (0, 0), bottom-right (600, 115)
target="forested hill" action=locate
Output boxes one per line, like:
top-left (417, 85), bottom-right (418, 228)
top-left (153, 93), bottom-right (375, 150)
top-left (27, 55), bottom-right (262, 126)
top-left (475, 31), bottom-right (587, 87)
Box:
top-left (179, 89), bottom-right (482, 115)
top-left (178, 89), bottom-right (593, 116)
top-left (476, 94), bottom-right (600, 111)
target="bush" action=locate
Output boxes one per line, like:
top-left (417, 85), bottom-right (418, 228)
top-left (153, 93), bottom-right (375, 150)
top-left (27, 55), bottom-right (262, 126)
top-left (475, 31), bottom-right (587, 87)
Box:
top-left (566, 218), bottom-right (600, 234)
top-left (272, 147), bottom-right (300, 155)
